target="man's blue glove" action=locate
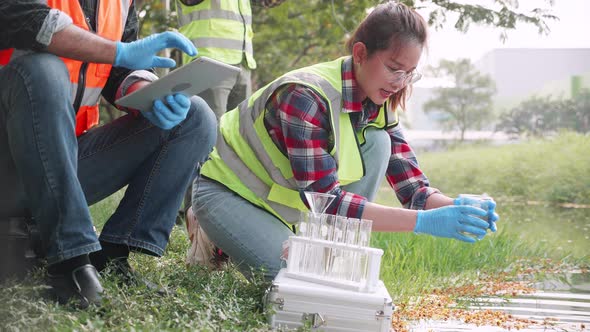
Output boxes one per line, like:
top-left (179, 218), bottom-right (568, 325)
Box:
top-left (414, 205), bottom-right (489, 243)
top-left (114, 31), bottom-right (197, 70)
top-left (453, 195), bottom-right (500, 232)
top-left (142, 94), bottom-right (191, 130)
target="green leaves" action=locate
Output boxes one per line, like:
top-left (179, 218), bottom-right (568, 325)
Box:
top-left (496, 91), bottom-right (590, 137)
top-left (252, 0), bottom-right (556, 87)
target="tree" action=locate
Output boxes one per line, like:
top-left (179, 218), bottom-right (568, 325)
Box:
top-left (496, 90), bottom-right (590, 138)
top-left (252, 0), bottom-right (556, 87)
top-left (423, 59), bottom-right (496, 141)
top-left (569, 89), bottom-right (590, 134)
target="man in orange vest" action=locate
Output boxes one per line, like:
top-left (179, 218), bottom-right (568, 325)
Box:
top-left (0, 1), bottom-right (217, 308)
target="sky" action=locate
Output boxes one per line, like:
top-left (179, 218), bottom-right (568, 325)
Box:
top-left (414, 0), bottom-right (590, 67)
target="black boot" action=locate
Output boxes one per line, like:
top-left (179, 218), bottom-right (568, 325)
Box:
top-left (47, 255), bottom-right (103, 309)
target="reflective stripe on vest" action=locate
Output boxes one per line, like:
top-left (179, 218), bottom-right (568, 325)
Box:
top-left (177, 0), bottom-right (255, 68)
top-left (0, 0), bottom-right (131, 136)
top-left (201, 57), bottom-right (397, 226)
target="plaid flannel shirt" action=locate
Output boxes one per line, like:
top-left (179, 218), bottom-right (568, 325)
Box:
top-left (263, 57), bottom-right (439, 219)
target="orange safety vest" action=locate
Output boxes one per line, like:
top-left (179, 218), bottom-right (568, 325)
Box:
top-left (0, 0), bottom-right (131, 136)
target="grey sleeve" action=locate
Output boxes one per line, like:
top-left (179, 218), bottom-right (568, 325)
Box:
top-left (118, 70), bottom-right (160, 98)
top-left (0, 2), bottom-right (73, 50)
top-left (35, 9), bottom-right (74, 47)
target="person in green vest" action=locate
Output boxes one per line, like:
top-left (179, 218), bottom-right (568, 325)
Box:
top-left (186, 1), bottom-right (500, 280)
top-left (175, 0), bottom-right (286, 227)
top-left (176, 0), bottom-right (286, 118)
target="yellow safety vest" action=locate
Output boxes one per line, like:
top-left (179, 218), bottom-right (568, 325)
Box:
top-left (201, 57), bottom-right (399, 226)
top-left (176, 0), bottom-right (256, 69)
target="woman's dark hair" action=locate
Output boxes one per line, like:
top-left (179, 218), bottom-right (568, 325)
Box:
top-left (346, 1), bottom-right (428, 110)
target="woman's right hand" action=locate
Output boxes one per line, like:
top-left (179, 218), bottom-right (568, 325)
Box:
top-left (414, 205), bottom-right (489, 243)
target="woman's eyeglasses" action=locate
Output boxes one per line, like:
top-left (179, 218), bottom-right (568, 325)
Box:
top-left (376, 56), bottom-right (422, 86)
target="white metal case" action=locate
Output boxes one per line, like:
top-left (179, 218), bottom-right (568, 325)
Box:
top-left (265, 269), bottom-right (394, 332)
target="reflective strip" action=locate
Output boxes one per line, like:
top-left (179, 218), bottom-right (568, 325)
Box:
top-left (214, 71), bottom-right (343, 222)
top-left (80, 86), bottom-right (103, 107)
top-left (179, 9), bottom-right (251, 26)
top-left (214, 122), bottom-right (295, 218)
top-left (244, 71), bottom-right (342, 178)
top-left (191, 37), bottom-right (253, 54)
top-left (177, 0), bottom-right (254, 67)
top-left (121, 0), bottom-right (132, 32)
top-left (70, 84), bottom-right (102, 107)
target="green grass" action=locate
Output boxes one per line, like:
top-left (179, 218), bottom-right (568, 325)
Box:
top-left (0, 228), bottom-right (274, 332)
top-left (374, 230), bottom-right (540, 300)
top-left (375, 132), bottom-right (590, 300)
top-left (1, 132), bottom-right (589, 331)
top-left (417, 132), bottom-right (590, 204)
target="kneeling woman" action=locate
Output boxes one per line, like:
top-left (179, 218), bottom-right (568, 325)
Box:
top-left (189, 1), bottom-right (498, 280)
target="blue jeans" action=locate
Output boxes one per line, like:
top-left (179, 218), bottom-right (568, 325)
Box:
top-left (192, 128), bottom-right (391, 280)
top-left (0, 53), bottom-right (217, 265)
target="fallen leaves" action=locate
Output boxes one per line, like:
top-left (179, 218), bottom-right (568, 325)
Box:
top-left (390, 258), bottom-right (589, 332)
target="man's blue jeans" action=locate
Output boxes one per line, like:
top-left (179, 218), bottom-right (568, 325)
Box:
top-left (0, 53), bottom-right (217, 265)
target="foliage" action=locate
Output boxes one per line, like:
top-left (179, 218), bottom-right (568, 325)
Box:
top-left (415, 0), bottom-right (557, 39)
top-left (496, 90), bottom-right (590, 137)
top-left (414, 132), bottom-right (590, 205)
top-left (252, 0), bottom-right (556, 87)
top-left (423, 58), bottom-right (496, 140)
top-left (136, 0), bottom-right (179, 36)
top-left (251, 0), bottom-right (369, 88)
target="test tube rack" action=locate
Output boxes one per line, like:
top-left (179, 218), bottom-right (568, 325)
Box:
top-left (285, 236), bottom-right (384, 293)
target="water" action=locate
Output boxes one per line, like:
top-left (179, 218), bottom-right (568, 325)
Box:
top-left (406, 205), bottom-right (590, 331)
top-left (407, 274), bottom-right (590, 331)
top-left (501, 204), bottom-right (589, 258)
top-left (464, 272), bottom-right (590, 331)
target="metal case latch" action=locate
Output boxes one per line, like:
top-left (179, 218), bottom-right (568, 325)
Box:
top-left (268, 297), bottom-right (284, 310)
top-left (375, 310), bottom-right (389, 320)
top-left (302, 312), bottom-right (326, 328)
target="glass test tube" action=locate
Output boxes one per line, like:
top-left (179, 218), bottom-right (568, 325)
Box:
top-left (457, 194), bottom-right (493, 240)
top-left (356, 219), bottom-right (373, 283)
top-left (304, 212), bottom-right (324, 274)
top-left (289, 211), bottom-right (308, 273)
top-left (344, 218), bottom-right (360, 281)
top-left (327, 215), bottom-right (347, 279)
top-left (320, 214), bottom-right (337, 276)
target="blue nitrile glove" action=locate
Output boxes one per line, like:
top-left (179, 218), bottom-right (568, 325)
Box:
top-left (414, 205), bottom-right (489, 243)
top-left (142, 94), bottom-right (191, 130)
top-left (454, 195), bottom-right (500, 232)
top-left (114, 31), bottom-right (197, 70)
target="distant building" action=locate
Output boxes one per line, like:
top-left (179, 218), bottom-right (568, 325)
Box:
top-left (406, 48), bottom-right (590, 133)
top-left (475, 48), bottom-right (590, 107)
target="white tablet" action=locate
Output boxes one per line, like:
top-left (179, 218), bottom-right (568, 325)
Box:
top-left (115, 56), bottom-right (241, 111)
